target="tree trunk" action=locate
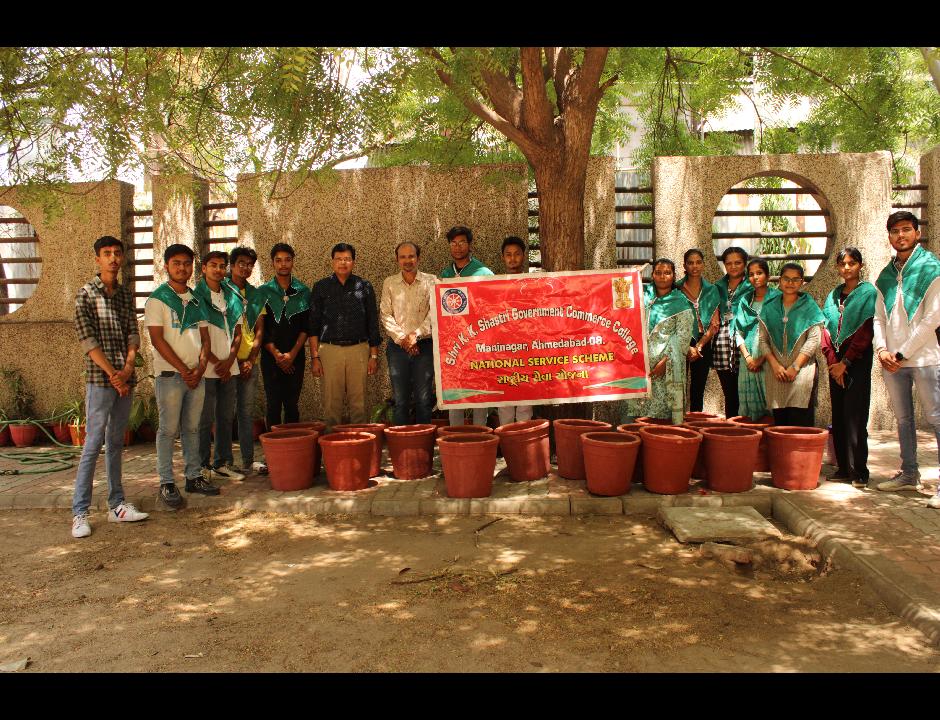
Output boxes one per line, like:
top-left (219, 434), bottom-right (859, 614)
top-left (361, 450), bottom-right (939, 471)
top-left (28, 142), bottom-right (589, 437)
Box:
top-left (534, 159), bottom-right (588, 272)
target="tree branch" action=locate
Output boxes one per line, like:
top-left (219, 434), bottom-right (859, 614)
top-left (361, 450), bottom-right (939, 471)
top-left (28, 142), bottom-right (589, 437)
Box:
top-left (519, 47), bottom-right (554, 145)
top-left (755, 47), bottom-right (869, 117)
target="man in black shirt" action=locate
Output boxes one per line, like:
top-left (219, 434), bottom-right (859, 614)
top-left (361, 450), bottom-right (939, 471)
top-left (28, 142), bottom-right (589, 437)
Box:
top-left (260, 243), bottom-right (312, 429)
top-left (309, 243), bottom-right (381, 429)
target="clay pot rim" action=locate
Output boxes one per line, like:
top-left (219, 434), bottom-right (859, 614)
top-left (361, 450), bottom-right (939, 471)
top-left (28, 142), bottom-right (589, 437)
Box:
top-left (437, 424), bottom-right (493, 435)
top-left (495, 419), bottom-right (550, 436)
top-left (635, 417), bottom-right (674, 425)
top-left (437, 434), bottom-right (499, 446)
top-left (318, 431), bottom-right (375, 446)
top-left (333, 423), bottom-right (387, 431)
top-left (385, 423), bottom-right (437, 436)
top-left (699, 426), bottom-right (762, 439)
top-left (582, 431), bottom-right (640, 445)
top-left (260, 430), bottom-right (319, 441)
top-left (616, 423), bottom-right (644, 433)
top-left (764, 425), bottom-right (828, 438)
top-left (683, 420), bottom-right (734, 428)
top-left (271, 421), bottom-right (326, 431)
top-left (553, 419), bottom-right (611, 429)
top-left (683, 412), bottom-right (722, 420)
top-left (638, 425), bottom-right (702, 442)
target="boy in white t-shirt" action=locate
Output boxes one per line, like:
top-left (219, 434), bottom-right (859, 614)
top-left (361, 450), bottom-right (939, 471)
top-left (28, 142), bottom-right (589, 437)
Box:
top-left (144, 244), bottom-right (213, 510)
top-left (193, 250), bottom-right (244, 482)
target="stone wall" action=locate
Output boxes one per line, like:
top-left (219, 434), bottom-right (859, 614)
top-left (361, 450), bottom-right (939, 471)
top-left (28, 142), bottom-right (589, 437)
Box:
top-left (651, 151), bottom-right (900, 430)
top-left (0, 181), bottom-right (134, 416)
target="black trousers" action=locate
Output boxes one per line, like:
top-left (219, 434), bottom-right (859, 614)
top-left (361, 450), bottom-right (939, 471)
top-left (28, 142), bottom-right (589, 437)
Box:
top-left (716, 368), bottom-right (739, 419)
top-left (687, 339), bottom-right (713, 413)
top-left (261, 354), bottom-right (305, 429)
top-left (828, 350), bottom-right (872, 480)
top-left (772, 406), bottom-right (815, 427)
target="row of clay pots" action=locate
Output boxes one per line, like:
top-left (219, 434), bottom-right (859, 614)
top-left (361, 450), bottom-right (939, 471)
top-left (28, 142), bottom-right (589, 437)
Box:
top-left (0, 422), bottom-right (137, 448)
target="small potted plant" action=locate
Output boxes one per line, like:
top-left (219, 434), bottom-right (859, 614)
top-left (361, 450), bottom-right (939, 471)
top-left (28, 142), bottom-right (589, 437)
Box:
top-left (62, 398), bottom-right (86, 446)
top-left (0, 409), bottom-right (10, 446)
top-left (50, 403), bottom-right (75, 444)
top-left (0, 367), bottom-right (38, 447)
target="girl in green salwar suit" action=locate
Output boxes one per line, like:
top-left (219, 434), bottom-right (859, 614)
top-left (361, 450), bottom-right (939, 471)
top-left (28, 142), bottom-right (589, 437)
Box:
top-left (623, 259), bottom-right (695, 425)
top-left (734, 258), bottom-right (781, 420)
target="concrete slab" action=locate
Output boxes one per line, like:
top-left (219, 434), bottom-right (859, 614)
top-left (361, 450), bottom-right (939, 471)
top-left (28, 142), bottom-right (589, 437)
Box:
top-left (658, 506), bottom-right (782, 544)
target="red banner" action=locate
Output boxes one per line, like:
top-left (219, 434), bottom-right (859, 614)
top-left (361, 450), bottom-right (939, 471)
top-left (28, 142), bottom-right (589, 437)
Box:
top-left (432, 269), bottom-right (650, 408)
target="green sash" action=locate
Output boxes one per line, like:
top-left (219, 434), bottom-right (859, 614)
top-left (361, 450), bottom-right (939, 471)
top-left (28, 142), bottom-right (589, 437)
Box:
top-left (148, 283), bottom-right (205, 331)
top-left (225, 277), bottom-right (266, 330)
top-left (258, 276), bottom-right (310, 323)
top-left (645, 284), bottom-right (693, 332)
top-left (193, 278), bottom-right (244, 336)
top-left (676, 276), bottom-right (721, 341)
top-left (822, 281), bottom-right (877, 350)
top-left (875, 244), bottom-right (940, 320)
top-left (759, 292), bottom-right (826, 356)
top-left (734, 286), bottom-right (782, 346)
top-left (716, 275), bottom-right (753, 337)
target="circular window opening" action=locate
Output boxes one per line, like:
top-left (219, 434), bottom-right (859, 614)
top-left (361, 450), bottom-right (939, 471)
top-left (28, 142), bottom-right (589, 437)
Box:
top-left (711, 175), bottom-right (831, 281)
top-left (0, 206), bottom-right (40, 317)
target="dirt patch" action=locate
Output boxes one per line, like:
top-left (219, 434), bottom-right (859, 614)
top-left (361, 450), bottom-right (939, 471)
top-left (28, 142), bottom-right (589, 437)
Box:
top-left (0, 509), bottom-right (937, 672)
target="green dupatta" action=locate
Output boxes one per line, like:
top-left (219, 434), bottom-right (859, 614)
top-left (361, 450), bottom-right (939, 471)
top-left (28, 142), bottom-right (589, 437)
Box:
top-left (715, 275), bottom-right (753, 337)
top-left (193, 278), bottom-right (244, 336)
top-left (875, 244), bottom-right (940, 321)
top-left (735, 286), bottom-right (782, 348)
top-left (645, 284), bottom-right (693, 332)
top-left (258, 276), bottom-right (311, 323)
top-left (759, 292), bottom-right (826, 356)
top-left (148, 283), bottom-right (206, 331)
top-left (822, 281), bottom-right (877, 351)
top-left (676, 276), bottom-right (720, 341)
top-left (225, 277), bottom-right (266, 330)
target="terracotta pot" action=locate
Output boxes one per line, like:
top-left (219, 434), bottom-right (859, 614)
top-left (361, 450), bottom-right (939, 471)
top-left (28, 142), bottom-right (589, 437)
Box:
top-left (252, 419), bottom-right (266, 441)
top-left (636, 416), bottom-right (673, 425)
top-left (68, 424), bottom-right (86, 447)
top-left (436, 424), bottom-right (492, 438)
top-left (617, 423), bottom-right (645, 485)
top-left (385, 424), bottom-right (437, 480)
top-left (333, 423), bottom-right (387, 477)
top-left (700, 426), bottom-right (762, 493)
top-left (272, 422), bottom-right (327, 478)
top-left (582, 431), bottom-right (640, 496)
top-left (681, 420), bottom-right (735, 480)
top-left (684, 412), bottom-right (721, 422)
top-left (495, 419), bottom-right (551, 482)
top-left (260, 429), bottom-right (318, 491)
top-left (0, 425), bottom-right (10, 446)
top-left (729, 416), bottom-right (774, 472)
top-left (824, 425), bottom-right (837, 466)
top-left (123, 429), bottom-right (135, 447)
top-left (438, 434), bottom-right (499, 498)
top-left (638, 425), bottom-right (702, 495)
top-left (136, 423), bottom-right (157, 443)
top-left (319, 432), bottom-right (375, 491)
top-left (431, 418), bottom-right (450, 430)
top-left (51, 421), bottom-right (72, 444)
top-left (766, 426), bottom-right (828, 491)
top-left (10, 424), bottom-right (38, 447)
top-left (553, 419), bottom-right (611, 480)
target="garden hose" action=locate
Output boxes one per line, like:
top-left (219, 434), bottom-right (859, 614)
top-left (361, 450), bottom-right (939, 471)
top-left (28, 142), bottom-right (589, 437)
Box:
top-left (0, 414), bottom-right (82, 474)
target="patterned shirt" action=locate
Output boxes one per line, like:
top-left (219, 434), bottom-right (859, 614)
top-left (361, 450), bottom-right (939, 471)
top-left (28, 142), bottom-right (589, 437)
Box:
top-left (74, 275), bottom-right (140, 387)
top-left (309, 273), bottom-right (381, 347)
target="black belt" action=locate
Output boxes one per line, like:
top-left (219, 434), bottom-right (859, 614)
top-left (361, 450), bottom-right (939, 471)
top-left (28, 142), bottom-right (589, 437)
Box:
top-left (322, 339), bottom-right (367, 346)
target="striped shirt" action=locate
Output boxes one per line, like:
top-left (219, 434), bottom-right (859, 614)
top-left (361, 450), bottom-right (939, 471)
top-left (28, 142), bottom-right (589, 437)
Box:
top-left (74, 275), bottom-right (140, 387)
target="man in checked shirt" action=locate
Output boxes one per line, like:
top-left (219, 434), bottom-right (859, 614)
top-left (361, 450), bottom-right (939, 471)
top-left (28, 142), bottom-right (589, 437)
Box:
top-left (71, 236), bottom-right (149, 538)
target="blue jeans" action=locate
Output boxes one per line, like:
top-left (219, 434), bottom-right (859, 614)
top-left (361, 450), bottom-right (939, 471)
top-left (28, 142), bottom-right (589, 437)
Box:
top-left (235, 363), bottom-right (259, 467)
top-left (387, 339), bottom-right (436, 426)
top-left (71, 384), bottom-right (133, 515)
top-left (155, 374), bottom-right (205, 485)
top-left (882, 365), bottom-right (940, 476)
top-left (199, 376), bottom-right (236, 468)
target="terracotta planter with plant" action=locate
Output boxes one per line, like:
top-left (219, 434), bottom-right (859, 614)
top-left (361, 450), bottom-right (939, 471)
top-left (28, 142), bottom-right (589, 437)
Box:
top-left (495, 419), bottom-right (551, 482)
top-left (319, 432), bottom-right (375, 491)
top-left (699, 426), bottom-right (762, 493)
top-left (50, 422), bottom-right (72, 444)
top-left (333, 423), bottom-right (387, 477)
top-left (1, 368), bottom-right (36, 448)
top-left (765, 426), bottom-right (828, 491)
top-left (638, 425), bottom-right (702, 495)
top-left (0, 424), bottom-right (10, 446)
top-left (553, 418), bottom-right (611, 480)
top-left (272, 421), bottom-right (327, 478)
top-left (385, 424), bottom-right (437, 479)
top-left (259, 429), bottom-right (319, 491)
top-left (728, 416), bottom-right (774, 472)
top-left (68, 423), bottom-right (87, 446)
top-left (582, 431), bottom-right (640, 496)
top-left (438, 433), bottom-right (499, 498)
top-left (9, 423), bottom-right (38, 447)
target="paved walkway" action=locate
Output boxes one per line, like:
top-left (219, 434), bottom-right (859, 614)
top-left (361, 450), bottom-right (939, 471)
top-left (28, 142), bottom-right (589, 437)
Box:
top-left (1, 429), bottom-right (938, 645)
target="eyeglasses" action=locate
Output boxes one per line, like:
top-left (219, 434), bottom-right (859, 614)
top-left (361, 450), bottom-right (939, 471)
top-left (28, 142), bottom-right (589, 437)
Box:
top-left (888, 226), bottom-right (917, 237)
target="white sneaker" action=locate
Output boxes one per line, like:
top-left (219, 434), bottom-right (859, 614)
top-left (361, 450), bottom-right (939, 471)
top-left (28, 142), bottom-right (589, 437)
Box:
top-left (927, 494), bottom-right (940, 509)
top-left (71, 512), bottom-right (91, 538)
top-left (107, 502), bottom-right (149, 523)
top-left (877, 471), bottom-right (923, 492)
top-left (213, 464), bottom-right (245, 481)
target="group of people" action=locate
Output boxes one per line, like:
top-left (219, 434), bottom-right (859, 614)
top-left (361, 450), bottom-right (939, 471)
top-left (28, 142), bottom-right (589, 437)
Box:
top-left (68, 225), bottom-right (531, 537)
top-left (625, 211), bottom-right (940, 509)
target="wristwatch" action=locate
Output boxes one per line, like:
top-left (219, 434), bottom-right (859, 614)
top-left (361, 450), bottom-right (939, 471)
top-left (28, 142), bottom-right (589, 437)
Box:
top-left (842, 357), bottom-right (852, 368)
top-left (895, 351), bottom-right (905, 362)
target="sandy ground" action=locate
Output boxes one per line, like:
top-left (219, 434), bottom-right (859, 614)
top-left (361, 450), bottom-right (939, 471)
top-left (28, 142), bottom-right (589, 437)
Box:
top-left (1, 509), bottom-right (938, 673)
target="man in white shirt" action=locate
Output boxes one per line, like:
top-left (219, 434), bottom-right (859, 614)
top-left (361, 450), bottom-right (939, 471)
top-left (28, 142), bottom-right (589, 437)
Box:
top-left (380, 242), bottom-right (437, 425)
top-left (145, 244), bottom-right (214, 509)
top-left (872, 211), bottom-right (940, 508)
top-left (496, 236), bottom-right (534, 427)
top-left (193, 250), bottom-right (244, 483)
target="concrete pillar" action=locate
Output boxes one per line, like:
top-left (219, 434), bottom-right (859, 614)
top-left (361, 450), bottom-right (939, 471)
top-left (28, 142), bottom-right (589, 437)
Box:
top-left (584, 156), bottom-right (617, 270)
top-left (920, 145), bottom-right (940, 254)
top-left (151, 174), bottom-right (210, 283)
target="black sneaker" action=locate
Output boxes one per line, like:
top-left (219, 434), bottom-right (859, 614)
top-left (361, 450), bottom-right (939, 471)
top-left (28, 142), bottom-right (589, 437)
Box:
top-left (185, 476), bottom-right (221, 496)
top-left (851, 477), bottom-right (869, 489)
top-left (159, 483), bottom-right (184, 510)
top-left (828, 470), bottom-right (850, 481)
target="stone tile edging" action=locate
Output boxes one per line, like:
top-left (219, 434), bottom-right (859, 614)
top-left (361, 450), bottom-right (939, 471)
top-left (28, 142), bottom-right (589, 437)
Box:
top-left (772, 494), bottom-right (940, 648)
